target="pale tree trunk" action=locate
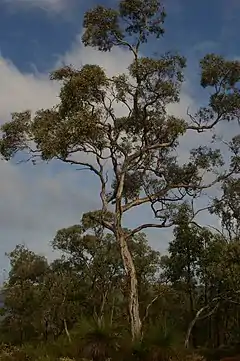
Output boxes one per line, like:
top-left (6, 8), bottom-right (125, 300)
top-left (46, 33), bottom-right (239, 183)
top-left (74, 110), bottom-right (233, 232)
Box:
top-left (114, 173), bottom-right (142, 340)
top-left (119, 233), bottom-right (142, 340)
top-left (63, 318), bottom-right (72, 343)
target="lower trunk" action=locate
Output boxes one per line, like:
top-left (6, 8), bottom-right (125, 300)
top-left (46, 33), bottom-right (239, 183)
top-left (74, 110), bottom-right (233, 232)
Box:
top-left (119, 234), bottom-right (142, 340)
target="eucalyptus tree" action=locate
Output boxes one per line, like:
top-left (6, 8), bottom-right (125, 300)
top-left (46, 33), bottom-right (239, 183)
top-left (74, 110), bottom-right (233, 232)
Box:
top-left (1, 0), bottom-right (240, 339)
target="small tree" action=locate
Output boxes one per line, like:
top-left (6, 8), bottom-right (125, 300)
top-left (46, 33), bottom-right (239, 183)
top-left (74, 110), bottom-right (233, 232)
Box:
top-left (211, 176), bottom-right (240, 240)
top-left (53, 225), bottom-right (161, 325)
top-left (1, 0), bottom-right (240, 339)
top-left (2, 245), bottom-right (49, 343)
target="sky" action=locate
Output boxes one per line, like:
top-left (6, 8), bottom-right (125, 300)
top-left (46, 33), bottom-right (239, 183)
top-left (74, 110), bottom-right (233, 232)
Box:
top-left (0, 0), bottom-right (239, 279)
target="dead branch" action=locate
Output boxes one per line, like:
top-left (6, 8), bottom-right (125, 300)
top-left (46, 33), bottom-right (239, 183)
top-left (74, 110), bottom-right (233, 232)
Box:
top-left (185, 302), bottom-right (219, 349)
top-left (142, 294), bottom-right (161, 327)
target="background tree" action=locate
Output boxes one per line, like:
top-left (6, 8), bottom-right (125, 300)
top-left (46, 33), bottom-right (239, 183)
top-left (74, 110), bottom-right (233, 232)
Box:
top-left (162, 215), bottom-right (240, 351)
top-left (211, 175), bottom-right (240, 240)
top-left (52, 224), bottom-right (161, 327)
top-left (2, 226), bottom-right (240, 358)
top-left (1, 245), bottom-right (49, 343)
top-left (52, 225), bottom-right (124, 324)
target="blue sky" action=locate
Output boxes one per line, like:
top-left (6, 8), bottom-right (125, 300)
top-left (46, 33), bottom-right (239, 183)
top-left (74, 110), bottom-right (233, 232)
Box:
top-left (1, 0), bottom-right (238, 74)
top-left (0, 0), bottom-right (239, 279)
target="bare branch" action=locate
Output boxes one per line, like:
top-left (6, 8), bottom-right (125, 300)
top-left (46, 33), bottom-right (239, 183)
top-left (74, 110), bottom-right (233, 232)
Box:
top-left (113, 35), bottom-right (138, 59)
top-left (207, 224), bottom-right (226, 237)
top-left (185, 302), bottom-right (219, 348)
top-left (59, 156), bottom-right (114, 231)
top-left (142, 294), bottom-right (160, 328)
top-left (126, 221), bottom-right (173, 239)
top-left (187, 112), bottom-right (223, 133)
top-left (59, 157), bottom-right (101, 177)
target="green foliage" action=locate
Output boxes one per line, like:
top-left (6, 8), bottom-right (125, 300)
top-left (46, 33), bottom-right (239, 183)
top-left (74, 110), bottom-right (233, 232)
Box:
top-left (82, 0), bottom-right (166, 51)
top-left (79, 320), bottom-right (119, 361)
top-left (144, 323), bottom-right (184, 361)
top-left (211, 177), bottom-right (240, 238)
top-left (120, 321), bottom-right (186, 361)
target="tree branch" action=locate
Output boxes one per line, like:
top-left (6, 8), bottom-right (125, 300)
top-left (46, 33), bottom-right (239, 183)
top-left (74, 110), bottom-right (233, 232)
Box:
top-left (113, 35), bottom-right (138, 59)
top-left (126, 222), bottom-right (173, 239)
top-left (122, 183), bottom-right (198, 213)
top-left (187, 112), bottom-right (223, 133)
top-left (142, 294), bottom-right (161, 328)
top-left (123, 169), bottom-right (235, 214)
top-left (185, 289), bottom-right (240, 348)
top-left (126, 140), bottom-right (175, 168)
top-left (185, 302), bottom-right (219, 348)
top-left (96, 155), bottom-right (108, 213)
top-left (59, 157), bottom-right (101, 177)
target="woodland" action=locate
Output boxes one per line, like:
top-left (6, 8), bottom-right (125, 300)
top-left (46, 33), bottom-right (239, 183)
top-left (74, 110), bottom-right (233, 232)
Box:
top-left (0, 0), bottom-right (240, 360)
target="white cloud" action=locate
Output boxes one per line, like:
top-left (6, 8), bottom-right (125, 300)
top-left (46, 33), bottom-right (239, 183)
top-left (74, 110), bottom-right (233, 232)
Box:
top-left (0, 160), bottom-right (99, 259)
top-left (3, 0), bottom-right (69, 13)
top-left (58, 34), bottom-right (133, 77)
top-left (0, 57), bottom-right (59, 119)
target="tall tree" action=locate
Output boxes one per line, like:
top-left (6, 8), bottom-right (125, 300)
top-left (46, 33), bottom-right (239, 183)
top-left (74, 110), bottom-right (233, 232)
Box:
top-left (1, 0), bottom-right (240, 339)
